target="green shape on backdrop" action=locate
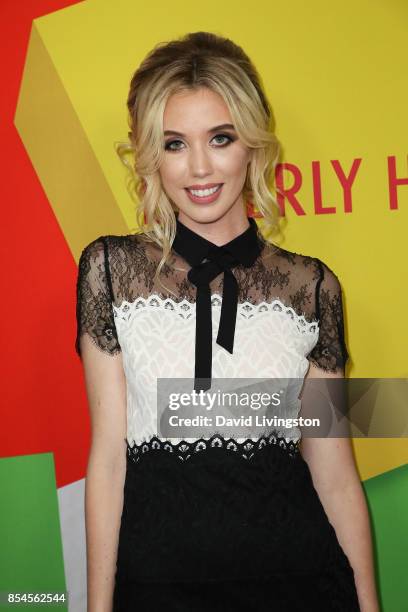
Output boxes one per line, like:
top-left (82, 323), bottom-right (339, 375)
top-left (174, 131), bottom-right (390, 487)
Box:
top-left (363, 463), bottom-right (408, 612)
top-left (0, 453), bottom-right (67, 610)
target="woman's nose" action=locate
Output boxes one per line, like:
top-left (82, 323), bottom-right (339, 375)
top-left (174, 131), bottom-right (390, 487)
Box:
top-left (189, 144), bottom-right (213, 177)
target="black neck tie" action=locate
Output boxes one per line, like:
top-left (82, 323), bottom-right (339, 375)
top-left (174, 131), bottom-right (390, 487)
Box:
top-left (172, 215), bottom-right (264, 392)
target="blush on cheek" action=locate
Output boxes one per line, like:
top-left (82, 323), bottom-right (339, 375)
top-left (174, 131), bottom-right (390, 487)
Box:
top-left (219, 151), bottom-right (249, 178)
top-left (160, 166), bottom-right (187, 193)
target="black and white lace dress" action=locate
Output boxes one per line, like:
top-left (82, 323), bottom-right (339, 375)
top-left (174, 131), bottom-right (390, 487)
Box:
top-left (75, 215), bottom-right (360, 611)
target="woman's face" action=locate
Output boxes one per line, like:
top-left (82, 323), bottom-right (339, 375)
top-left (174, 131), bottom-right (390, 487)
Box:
top-left (159, 87), bottom-right (251, 226)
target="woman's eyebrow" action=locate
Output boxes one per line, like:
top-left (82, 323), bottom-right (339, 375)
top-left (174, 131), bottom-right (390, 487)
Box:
top-left (163, 123), bottom-right (236, 137)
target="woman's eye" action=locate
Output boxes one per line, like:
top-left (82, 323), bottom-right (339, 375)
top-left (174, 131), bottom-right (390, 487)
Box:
top-left (211, 134), bottom-right (234, 146)
top-left (164, 133), bottom-right (234, 152)
top-left (164, 139), bottom-right (184, 152)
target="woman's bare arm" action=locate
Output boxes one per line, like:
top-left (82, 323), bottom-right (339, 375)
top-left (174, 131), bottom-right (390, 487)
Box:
top-left (300, 363), bottom-right (380, 612)
top-left (80, 333), bottom-right (127, 612)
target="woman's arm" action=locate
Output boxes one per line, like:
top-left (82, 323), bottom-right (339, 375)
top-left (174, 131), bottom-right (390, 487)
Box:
top-left (300, 363), bottom-right (380, 612)
top-left (80, 333), bottom-right (127, 612)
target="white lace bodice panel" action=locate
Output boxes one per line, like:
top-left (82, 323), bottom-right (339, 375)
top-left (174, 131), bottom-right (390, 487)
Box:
top-left (75, 231), bottom-right (349, 448)
top-left (112, 293), bottom-right (319, 445)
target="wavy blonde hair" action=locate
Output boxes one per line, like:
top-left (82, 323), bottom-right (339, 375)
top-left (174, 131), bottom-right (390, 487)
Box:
top-left (115, 31), bottom-right (283, 291)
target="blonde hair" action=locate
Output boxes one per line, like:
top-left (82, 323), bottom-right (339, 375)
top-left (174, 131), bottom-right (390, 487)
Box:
top-left (115, 31), bottom-right (282, 291)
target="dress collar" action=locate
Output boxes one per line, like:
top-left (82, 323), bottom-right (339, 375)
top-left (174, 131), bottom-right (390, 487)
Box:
top-left (173, 214), bottom-right (264, 267)
top-left (172, 214), bottom-right (265, 391)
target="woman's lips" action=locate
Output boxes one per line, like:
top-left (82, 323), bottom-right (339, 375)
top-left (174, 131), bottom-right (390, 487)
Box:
top-left (184, 184), bottom-right (223, 204)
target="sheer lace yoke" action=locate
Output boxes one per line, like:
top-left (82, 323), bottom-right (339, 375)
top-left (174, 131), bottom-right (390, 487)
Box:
top-left (76, 231), bottom-right (349, 373)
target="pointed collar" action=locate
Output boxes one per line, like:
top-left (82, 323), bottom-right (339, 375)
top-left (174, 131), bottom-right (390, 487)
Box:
top-left (173, 214), bottom-right (264, 268)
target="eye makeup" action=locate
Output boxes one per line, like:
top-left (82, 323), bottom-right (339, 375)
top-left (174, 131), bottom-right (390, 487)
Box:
top-left (164, 133), bottom-right (236, 152)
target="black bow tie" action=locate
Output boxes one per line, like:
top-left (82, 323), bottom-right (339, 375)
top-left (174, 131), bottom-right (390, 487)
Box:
top-left (172, 215), bottom-right (264, 392)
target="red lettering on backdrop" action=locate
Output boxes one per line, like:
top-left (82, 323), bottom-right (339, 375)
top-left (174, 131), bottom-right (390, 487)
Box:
top-left (387, 155), bottom-right (408, 210)
top-left (275, 163), bottom-right (305, 216)
top-left (331, 158), bottom-right (362, 213)
top-left (276, 156), bottom-right (405, 214)
top-left (312, 161), bottom-right (336, 214)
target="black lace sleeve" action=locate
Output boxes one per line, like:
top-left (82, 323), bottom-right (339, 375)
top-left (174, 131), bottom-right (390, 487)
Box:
top-left (75, 236), bottom-right (121, 358)
top-left (307, 259), bottom-right (349, 373)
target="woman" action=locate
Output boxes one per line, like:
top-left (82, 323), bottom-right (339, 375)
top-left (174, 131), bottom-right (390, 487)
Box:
top-left (75, 31), bottom-right (379, 611)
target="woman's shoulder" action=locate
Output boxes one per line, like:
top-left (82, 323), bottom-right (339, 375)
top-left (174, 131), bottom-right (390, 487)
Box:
top-left (102, 231), bottom-right (148, 249)
top-left (79, 231), bottom-right (149, 261)
top-left (264, 241), bottom-right (341, 286)
top-left (76, 234), bottom-right (149, 293)
top-left (262, 240), bottom-right (318, 277)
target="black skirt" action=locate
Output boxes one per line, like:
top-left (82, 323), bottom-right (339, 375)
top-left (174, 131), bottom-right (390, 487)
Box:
top-left (113, 435), bottom-right (360, 611)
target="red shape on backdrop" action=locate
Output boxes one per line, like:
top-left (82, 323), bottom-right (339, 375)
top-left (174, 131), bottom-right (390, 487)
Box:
top-left (331, 158), bottom-right (362, 213)
top-left (275, 162), bottom-right (304, 216)
top-left (246, 200), bottom-right (263, 218)
top-left (388, 155), bottom-right (408, 210)
top-left (312, 161), bottom-right (336, 214)
top-left (1, 0), bottom-right (86, 488)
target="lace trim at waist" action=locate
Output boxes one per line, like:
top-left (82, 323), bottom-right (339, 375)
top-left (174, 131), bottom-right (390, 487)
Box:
top-left (125, 432), bottom-right (301, 462)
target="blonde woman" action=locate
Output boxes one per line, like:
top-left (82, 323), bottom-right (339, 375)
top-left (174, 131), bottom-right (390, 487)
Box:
top-left (75, 32), bottom-right (379, 612)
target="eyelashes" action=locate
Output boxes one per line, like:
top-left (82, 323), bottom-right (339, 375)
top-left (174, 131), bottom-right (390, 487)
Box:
top-left (164, 133), bottom-right (236, 152)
